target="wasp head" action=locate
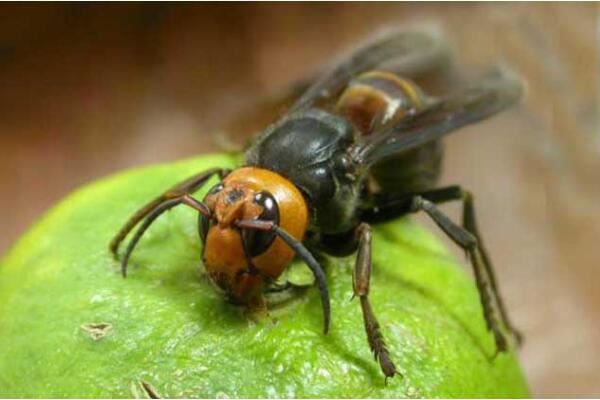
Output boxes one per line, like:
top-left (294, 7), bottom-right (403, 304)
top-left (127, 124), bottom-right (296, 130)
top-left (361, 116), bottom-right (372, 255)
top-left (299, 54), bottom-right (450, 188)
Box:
top-left (198, 167), bottom-right (308, 305)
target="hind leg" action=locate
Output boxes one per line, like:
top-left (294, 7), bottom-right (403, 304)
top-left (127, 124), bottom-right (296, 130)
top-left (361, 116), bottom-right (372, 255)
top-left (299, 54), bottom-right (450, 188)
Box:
top-left (362, 185), bottom-right (521, 353)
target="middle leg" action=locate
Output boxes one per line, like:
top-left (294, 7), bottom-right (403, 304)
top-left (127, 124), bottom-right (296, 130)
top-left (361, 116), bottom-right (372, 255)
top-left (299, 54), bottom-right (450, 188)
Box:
top-left (353, 222), bottom-right (398, 381)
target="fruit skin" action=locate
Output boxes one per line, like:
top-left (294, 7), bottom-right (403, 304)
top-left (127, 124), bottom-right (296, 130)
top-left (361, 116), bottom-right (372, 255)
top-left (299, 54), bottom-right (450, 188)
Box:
top-left (0, 154), bottom-right (529, 398)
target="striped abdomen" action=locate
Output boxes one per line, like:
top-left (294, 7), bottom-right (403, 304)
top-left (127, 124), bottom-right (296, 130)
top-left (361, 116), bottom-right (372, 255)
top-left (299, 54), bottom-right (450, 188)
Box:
top-left (337, 70), bottom-right (443, 195)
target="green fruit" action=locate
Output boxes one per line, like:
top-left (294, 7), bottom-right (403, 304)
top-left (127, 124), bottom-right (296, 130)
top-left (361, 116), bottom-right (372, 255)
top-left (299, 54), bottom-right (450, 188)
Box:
top-left (0, 154), bottom-right (529, 398)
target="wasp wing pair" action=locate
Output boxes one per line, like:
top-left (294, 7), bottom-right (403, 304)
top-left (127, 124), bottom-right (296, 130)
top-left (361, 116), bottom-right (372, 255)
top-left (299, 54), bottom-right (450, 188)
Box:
top-left (225, 30), bottom-right (521, 167)
top-left (284, 30), bottom-right (521, 165)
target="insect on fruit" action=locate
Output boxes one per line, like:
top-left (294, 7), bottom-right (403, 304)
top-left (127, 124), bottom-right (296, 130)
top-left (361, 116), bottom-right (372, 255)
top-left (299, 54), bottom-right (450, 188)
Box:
top-left (110, 30), bottom-right (524, 380)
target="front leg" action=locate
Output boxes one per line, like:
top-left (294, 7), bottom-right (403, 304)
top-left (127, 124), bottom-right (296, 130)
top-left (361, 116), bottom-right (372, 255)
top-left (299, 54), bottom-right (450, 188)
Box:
top-left (353, 223), bottom-right (398, 381)
top-left (110, 167), bottom-right (230, 277)
top-left (110, 167), bottom-right (230, 257)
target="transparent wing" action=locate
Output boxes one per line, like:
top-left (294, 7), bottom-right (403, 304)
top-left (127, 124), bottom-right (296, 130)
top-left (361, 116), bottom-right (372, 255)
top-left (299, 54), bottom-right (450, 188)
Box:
top-left (289, 29), bottom-right (452, 113)
top-left (352, 67), bottom-right (524, 167)
top-left (217, 29), bottom-right (453, 152)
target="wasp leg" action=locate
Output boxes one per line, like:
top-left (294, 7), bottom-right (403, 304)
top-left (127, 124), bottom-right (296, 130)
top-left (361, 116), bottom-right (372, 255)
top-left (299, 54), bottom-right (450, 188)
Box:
top-left (120, 194), bottom-right (212, 277)
top-left (408, 193), bottom-right (510, 354)
top-left (362, 185), bottom-right (521, 353)
top-left (458, 189), bottom-right (523, 346)
top-left (353, 223), bottom-right (398, 382)
top-left (403, 186), bottom-right (522, 346)
top-left (110, 167), bottom-right (229, 257)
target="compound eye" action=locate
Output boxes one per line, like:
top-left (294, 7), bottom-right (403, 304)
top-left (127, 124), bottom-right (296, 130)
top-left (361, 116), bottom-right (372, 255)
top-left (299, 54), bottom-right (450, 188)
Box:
top-left (242, 191), bottom-right (279, 258)
top-left (199, 183), bottom-right (223, 242)
top-left (205, 182), bottom-right (224, 199)
top-left (199, 213), bottom-right (210, 243)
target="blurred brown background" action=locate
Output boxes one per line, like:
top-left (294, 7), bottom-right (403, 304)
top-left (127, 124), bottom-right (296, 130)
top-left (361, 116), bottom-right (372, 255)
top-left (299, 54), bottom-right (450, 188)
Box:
top-left (0, 3), bottom-right (598, 397)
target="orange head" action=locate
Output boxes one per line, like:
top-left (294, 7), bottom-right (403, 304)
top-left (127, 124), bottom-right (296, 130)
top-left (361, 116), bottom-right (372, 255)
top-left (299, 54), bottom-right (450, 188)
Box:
top-left (199, 167), bottom-right (309, 304)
